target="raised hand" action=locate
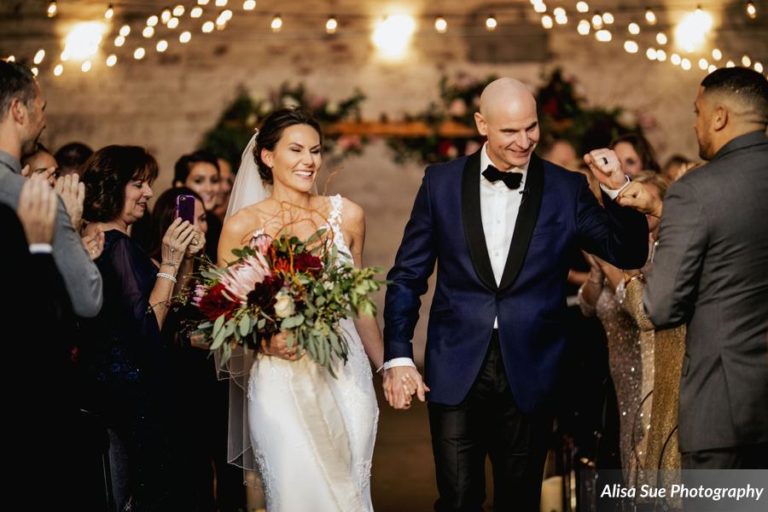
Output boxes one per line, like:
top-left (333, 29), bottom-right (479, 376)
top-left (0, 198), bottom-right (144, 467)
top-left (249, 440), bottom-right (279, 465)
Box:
top-left (54, 173), bottom-right (85, 231)
top-left (383, 366), bottom-right (430, 410)
top-left (584, 148), bottom-right (626, 191)
top-left (617, 181), bottom-right (663, 218)
top-left (17, 175), bottom-right (57, 244)
top-left (161, 217), bottom-right (196, 269)
top-left (81, 228), bottom-right (105, 260)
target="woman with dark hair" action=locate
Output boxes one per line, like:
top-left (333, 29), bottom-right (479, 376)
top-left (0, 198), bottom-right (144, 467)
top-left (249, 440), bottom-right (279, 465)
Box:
top-left (219, 108), bottom-right (386, 511)
top-left (610, 133), bottom-right (661, 177)
top-left (173, 149), bottom-right (222, 263)
top-left (79, 145), bottom-right (204, 511)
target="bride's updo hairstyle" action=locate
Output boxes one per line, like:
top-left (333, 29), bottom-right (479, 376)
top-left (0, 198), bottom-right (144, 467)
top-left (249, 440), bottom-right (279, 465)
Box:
top-left (254, 107), bottom-right (323, 184)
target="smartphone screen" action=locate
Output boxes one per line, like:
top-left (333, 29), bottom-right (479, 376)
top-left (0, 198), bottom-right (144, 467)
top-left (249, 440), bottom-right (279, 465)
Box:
top-left (175, 194), bottom-right (196, 223)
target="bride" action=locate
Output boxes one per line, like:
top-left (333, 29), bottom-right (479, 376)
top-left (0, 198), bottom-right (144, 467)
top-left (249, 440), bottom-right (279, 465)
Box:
top-left (218, 108), bottom-right (401, 511)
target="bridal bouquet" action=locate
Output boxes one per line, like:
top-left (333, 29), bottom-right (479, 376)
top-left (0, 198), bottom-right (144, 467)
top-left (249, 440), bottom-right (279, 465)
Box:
top-left (189, 229), bottom-right (383, 375)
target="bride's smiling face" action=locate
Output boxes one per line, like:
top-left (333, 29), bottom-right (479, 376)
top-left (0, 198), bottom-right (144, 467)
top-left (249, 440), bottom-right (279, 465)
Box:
top-left (262, 124), bottom-right (322, 193)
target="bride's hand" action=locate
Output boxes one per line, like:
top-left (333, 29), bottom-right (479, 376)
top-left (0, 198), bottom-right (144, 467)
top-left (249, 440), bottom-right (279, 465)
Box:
top-left (261, 331), bottom-right (303, 361)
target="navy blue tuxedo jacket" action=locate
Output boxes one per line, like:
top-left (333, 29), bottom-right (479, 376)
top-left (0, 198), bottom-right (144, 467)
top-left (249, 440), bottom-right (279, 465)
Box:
top-left (384, 151), bottom-right (648, 411)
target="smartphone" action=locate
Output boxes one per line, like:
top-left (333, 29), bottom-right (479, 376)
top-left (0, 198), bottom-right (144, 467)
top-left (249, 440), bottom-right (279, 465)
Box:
top-left (175, 194), bottom-right (196, 224)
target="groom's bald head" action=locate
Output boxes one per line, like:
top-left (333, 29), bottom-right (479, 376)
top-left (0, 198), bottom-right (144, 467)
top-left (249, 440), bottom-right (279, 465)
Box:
top-left (479, 78), bottom-right (537, 122)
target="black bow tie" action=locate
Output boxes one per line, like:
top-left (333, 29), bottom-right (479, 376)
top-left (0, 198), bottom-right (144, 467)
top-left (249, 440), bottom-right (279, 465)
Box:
top-left (482, 165), bottom-right (524, 190)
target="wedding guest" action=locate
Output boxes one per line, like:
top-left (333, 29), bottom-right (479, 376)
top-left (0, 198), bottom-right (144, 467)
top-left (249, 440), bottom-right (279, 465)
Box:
top-left (79, 145), bottom-right (203, 510)
top-left (213, 156), bottom-right (235, 221)
top-left (21, 142), bottom-right (57, 185)
top-left (54, 141), bottom-right (93, 177)
top-left (620, 67), bottom-right (768, 470)
top-left (0, 60), bottom-right (103, 318)
top-left (174, 149), bottom-right (222, 262)
top-left (610, 133), bottom-right (661, 177)
top-left (661, 154), bottom-right (693, 182)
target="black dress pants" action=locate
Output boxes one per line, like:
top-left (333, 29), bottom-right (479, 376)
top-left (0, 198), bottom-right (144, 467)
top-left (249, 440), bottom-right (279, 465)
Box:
top-left (428, 331), bottom-right (552, 512)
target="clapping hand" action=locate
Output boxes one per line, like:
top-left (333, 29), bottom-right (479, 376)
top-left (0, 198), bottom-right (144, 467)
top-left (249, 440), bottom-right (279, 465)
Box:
top-left (584, 148), bottom-right (626, 191)
top-left (383, 366), bottom-right (430, 410)
top-left (617, 181), bottom-right (663, 218)
top-left (54, 173), bottom-right (85, 231)
top-left (17, 174), bottom-right (57, 244)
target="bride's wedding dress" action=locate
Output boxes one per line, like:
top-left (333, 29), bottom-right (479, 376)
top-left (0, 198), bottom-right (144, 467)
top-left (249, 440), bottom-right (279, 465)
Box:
top-left (246, 194), bottom-right (379, 511)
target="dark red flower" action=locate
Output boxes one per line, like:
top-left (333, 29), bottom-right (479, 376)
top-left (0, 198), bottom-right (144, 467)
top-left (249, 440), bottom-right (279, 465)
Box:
top-left (294, 253), bottom-right (323, 274)
top-left (247, 275), bottom-right (284, 311)
top-left (198, 283), bottom-right (238, 321)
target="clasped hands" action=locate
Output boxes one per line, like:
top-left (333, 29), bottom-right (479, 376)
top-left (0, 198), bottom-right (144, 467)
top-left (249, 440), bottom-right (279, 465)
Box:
top-left (382, 366), bottom-right (430, 410)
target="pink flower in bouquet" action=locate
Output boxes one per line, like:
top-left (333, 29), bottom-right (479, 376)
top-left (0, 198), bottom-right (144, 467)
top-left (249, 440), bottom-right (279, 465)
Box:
top-left (219, 252), bottom-right (272, 303)
top-left (250, 233), bottom-right (273, 255)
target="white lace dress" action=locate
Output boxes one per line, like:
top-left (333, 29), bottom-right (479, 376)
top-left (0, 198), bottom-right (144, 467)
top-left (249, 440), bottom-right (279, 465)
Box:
top-left (247, 195), bottom-right (379, 511)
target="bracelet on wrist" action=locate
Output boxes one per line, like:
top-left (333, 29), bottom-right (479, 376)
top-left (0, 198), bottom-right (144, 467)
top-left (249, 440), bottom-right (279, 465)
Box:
top-left (157, 272), bottom-right (177, 284)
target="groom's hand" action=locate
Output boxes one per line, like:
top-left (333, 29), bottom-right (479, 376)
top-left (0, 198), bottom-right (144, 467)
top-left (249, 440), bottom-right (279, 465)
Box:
top-left (584, 148), bottom-right (626, 191)
top-left (383, 366), bottom-right (430, 410)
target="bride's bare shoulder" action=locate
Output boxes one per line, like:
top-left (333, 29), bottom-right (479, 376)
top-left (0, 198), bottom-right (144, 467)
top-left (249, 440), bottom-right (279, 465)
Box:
top-left (222, 201), bottom-right (273, 235)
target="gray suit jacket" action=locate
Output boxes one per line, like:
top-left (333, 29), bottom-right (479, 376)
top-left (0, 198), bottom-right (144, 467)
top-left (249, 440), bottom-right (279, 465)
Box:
top-left (0, 151), bottom-right (102, 317)
top-left (644, 130), bottom-right (768, 453)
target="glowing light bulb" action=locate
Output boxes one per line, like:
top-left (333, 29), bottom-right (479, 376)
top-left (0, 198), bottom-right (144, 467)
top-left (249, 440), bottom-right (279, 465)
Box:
top-left (106, 54), bottom-right (117, 66)
top-left (271, 14), bottom-right (283, 32)
top-left (577, 20), bottom-right (590, 35)
top-left (485, 15), bottom-right (497, 31)
top-left (645, 8), bottom-right (657, 25)
top-left (628, 23), bottom-right (640, 35)
top-left (434, 16), bottom-right (447, 33)
top-left (134, 47), bottom-right (146, 59)
top-left (596, 29), bottom-right (612, 42)
top-left (624, 41), bottom-right (639, 53)
top-left (179, 31), bottom-right (192, 43)
top-left (104, 4), bottom-right (114, 20)
top-left (577, 2), bottom-right (589, 14)
top-left (33, 49), bottom-right (46, 65)
top-left (326, 16), bottom-right (338, 34)
top-left (156, 40), bottom-right (168, 52)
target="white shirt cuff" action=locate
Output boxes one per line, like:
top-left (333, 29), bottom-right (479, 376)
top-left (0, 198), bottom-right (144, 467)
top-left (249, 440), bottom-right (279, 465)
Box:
top-left (383, 357), bottom-right (417, 371)
top-left (29, 243), bottom-right (53, 254)
top-left (600, 175), bottom-right (631, 200)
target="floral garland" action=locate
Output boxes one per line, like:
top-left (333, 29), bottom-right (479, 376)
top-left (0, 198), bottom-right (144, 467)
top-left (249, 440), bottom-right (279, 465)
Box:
top-left (201, 82), bottom-right (367, 168)
top-left (386, 69), bottom-right (643, 166)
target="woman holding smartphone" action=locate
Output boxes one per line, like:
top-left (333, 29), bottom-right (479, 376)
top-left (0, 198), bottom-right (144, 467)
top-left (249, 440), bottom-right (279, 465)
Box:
top-left (173, 150), bottom-right (222, 263)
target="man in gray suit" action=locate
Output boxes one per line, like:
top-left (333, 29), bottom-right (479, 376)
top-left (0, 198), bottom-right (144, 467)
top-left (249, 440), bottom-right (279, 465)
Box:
top-left (620, 67), bottom-right (768, 469)
top-left (0, 60), bottom-right (102, 317)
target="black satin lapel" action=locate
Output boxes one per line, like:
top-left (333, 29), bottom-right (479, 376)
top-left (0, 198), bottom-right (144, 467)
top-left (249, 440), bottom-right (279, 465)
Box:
top-left (498, 153), bottom-right (545, 292)
top-left (461, 151), bottom-right (497, 291)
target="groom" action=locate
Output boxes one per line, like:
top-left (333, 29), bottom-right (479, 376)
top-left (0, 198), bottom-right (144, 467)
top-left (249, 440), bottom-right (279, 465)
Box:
top-left (383, 78), bottom-right (648, 511)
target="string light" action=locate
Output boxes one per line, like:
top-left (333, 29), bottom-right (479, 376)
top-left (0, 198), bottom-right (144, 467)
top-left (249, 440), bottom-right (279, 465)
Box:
top-left (114, 35), bottom-right (125, 47)
top-left (142, 26), bottom-right (155, 38)
top-left (161, 9), bottom-right (172, 24)
top-left (554, 8), bottom-right (568, 25)
top-left (746, 1), bottom-right (757, 19)
top-left (742, 55), bottom-right (751, 67)
top-left (243, 0), bottom-right (256, 10)
top-left (726, 60), bottom-right (735, 67)
top-left (577, 20), bottom-right (590, 35)
top-left (755, 62), bottom-right (764, 73)
top-left (119, 25), bottom-right (131, 37)
top-left (53, 64), bottom-right (63, 76)
top-left (602, 12), bottom-right (614, 25)
top-left (47, 1), bottom-right (57, 18)
top-left (191, 7), bottom-right (203, 18)
top-left (485, 15), bottom-right (497, 31)
top-left (646, 48), bottom-right (657, 60)
top-left (656, 49), bottom-right (667, 61)
top-left (271, 14), bottom-right (283, 32)
top-left (198, 0), bottom-right (210, 4)
top-left (81, 60), bottom-right (92, 72)
top-left (326, 16), bottom-right (338, 34)
top-left (624, 41), bottom-right (639, 54)
top-left (168, 17), bottom-right (180, 29)
top-left (645, 7), bottom-right (657, 25)
top-left (33, 49), bottom-right (46, 65)
top-left (542, 15), bottom-right (554, 29)
top-left (628, 23), bottom-right (640, 35)
top-left (156, 40), bottom-right (168, 52)
top-left (681, 58), bottom-right (691, 70)
top-left (656, 33), bottom-right (667, 45)
top-left (106, 54), bottom-right (117, 67)
top-left (134, 48), bottom-right (146, 60)
top-left (104, 4), bottom-right (114, 20)
top-left (712, 48), bottom-right (722, 61)
top-left (671, 53), bottom-right (681, 65)
top-left (147, 15), bottom-right (159, 27)
top-left (173, 5), bottom-right (185, 17)
top-left (179, 31), bottom-right (192, 43)
top-left (215, 0), bottom-right (228, 6)
top-left (698, 58), bottom-right (709, 70)
top-left (708, 64), bottom-right (717, 73)
top-left (595, 29), bottom-right (612, 42)
top-left (202, 21), bottom-right (215, 33)
top-left (591, 13), bottom-right (603, 29)
top-left (5, 55), bottom-right (15, 62)
top-left (434, 16), bottom-right (447, 33)
top-left (532, 2), bottom-right (547, 14)
top-left (577, 2), bottom-right (589, 14)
